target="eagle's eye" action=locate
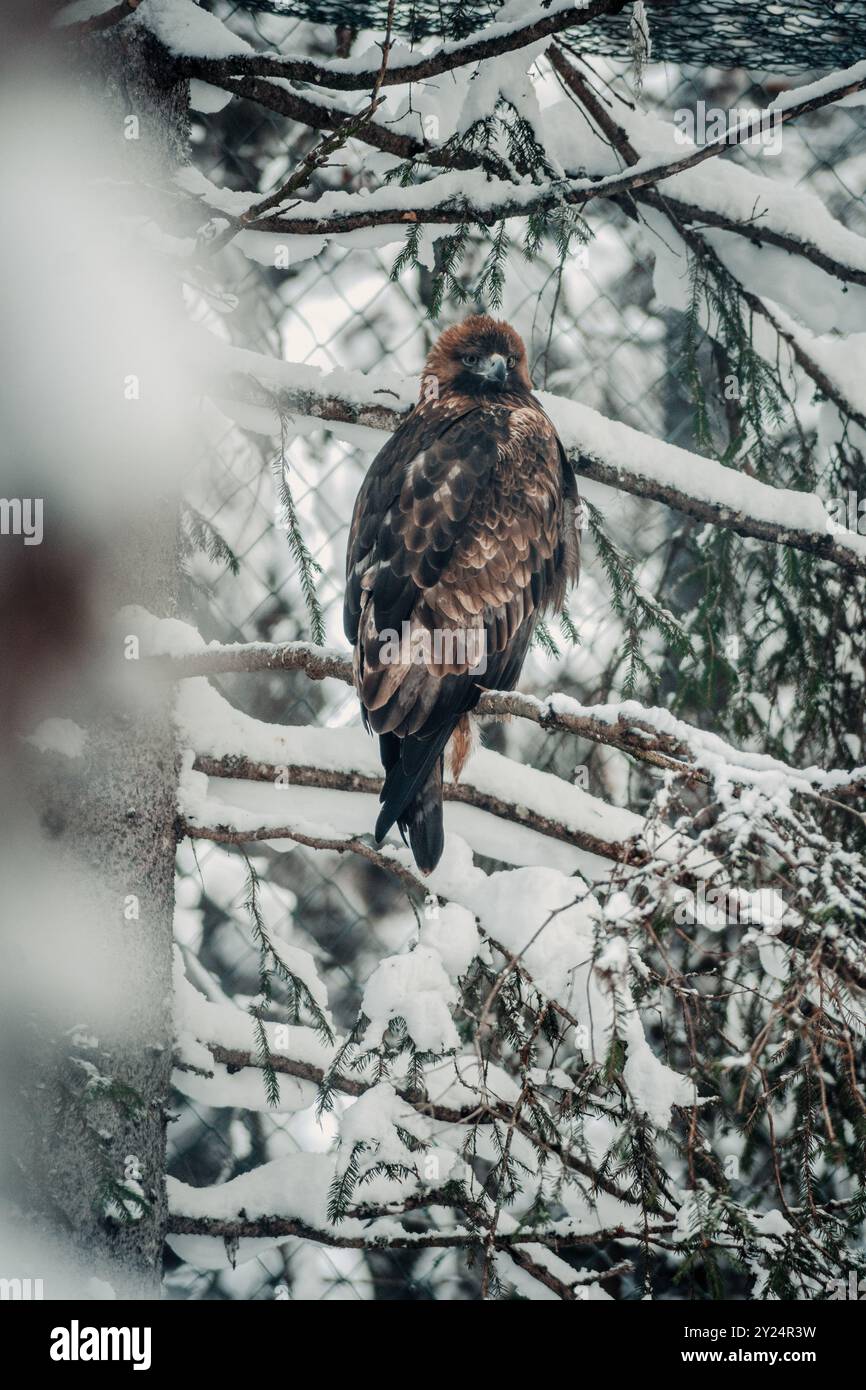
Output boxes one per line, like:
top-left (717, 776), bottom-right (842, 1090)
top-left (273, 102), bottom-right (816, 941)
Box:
top-left (462, 353), bottom-right (477, 367)
top-left (507, 354), bottom-right (516, 368)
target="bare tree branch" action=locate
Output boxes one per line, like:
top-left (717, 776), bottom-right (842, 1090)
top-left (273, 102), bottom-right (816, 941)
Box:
top-left (63, 0), bottom-right (141, 38)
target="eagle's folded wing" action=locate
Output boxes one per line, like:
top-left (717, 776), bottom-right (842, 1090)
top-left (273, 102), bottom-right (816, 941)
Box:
top-left (343, 399), bottom-right (578, 742)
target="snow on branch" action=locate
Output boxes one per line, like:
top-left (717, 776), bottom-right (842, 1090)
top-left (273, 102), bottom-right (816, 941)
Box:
top-left (196, 61), bottom-right (866, 312)
top-left (192, 73), bottom-right (481, 171)
top-left (168, 871), bottom-right (699, 1282)
top-left (175, 960), bottom-right (662, 1211)
top-left (550, 50), bottom-right (866, 429)
top-left (203, 348), bottom-right (866, 576)
top-left (59, 0), bottom-right (143, 37)
top-left (158, 662), bottom-right (866, 996)
top-left (195, 46), bottom-right (866, 323)
top-left (170, 772), bottom-right (866, 1281)
top-left (166, 0), bottom-right (627, 89)
top-left (550, 52), bottom-right (866, 295)
top-left (166, 1203), bottom-right (675, 1256)
top-left (167, 948), bottom-right (777, 1277)
top-left (173, 676), bottom-right (650, 867)
top-left (179, 800), bottom-right (866, 999)
top-left (190, 752), bottom-right (643, 865)
top-left (149, 624), bottom-right (866, 803)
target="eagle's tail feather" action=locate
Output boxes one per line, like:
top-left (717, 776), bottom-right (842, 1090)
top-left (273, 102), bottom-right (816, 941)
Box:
top-left (402, 763), bottom-right (444, 875)
top-left (374, 726), bottom-right (454, 873)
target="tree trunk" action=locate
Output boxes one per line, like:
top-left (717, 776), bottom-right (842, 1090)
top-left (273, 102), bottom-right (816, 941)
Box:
top-left (0, 20), bottom-right (188, 1300)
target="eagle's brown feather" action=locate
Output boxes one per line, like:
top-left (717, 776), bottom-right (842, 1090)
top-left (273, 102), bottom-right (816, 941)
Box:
top-left (343, 314), bottom-right (580, 871)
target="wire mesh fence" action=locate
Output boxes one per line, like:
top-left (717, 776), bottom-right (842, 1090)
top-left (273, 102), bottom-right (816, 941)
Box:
top-left (166, 9), bottom-right (866, 1298)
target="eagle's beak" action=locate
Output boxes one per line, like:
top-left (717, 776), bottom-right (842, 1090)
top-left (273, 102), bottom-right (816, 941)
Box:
top-left (478, 353), bottom-right (507, 386)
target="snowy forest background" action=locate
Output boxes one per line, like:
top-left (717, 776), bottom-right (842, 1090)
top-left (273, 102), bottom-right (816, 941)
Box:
top-left (3, 0), bottom-right (866, 1303)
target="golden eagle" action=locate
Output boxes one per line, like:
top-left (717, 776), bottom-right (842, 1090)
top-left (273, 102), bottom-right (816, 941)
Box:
top-left (344, 314), bottom-right (580, 871)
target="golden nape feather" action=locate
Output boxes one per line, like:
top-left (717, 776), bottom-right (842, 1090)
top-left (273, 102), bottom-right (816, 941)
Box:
top-left (343, 313), bottom-right (580, 873)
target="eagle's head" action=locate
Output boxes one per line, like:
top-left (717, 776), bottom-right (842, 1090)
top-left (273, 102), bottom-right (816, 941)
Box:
top-left (422, 314), bottom-right (533, 399)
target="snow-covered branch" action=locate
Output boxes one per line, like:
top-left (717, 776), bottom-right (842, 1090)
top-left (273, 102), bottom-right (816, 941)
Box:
top-left (189, 754), bottom-right (644, 864)
top-left (183, 816), bottom-right (427, 892)
top-left (199, 47), bottom-right (866, 319)
top-left (222, 129), bottom-right (866, 289)
top-left (156, 637), bottom-right (866, 801)
top-left (171, 937), bottom-right (686, 1224)
top-left (205, 60), bottom-right (866, 313)
top-left (166, 1208), bottom-right (674, 1254)
top-left (170, 0), bottom-right (627, 90)
top-left (158, 636), bottom-right (694, 775)
top-left (551, 50), bottom-right (866, 432)
top-left (206, 356), bottom-right (866, 575)
top-left (159, 666), bottom-right (866, 997)
top-left (193, 73), bottom-right (482, 171)
top-left (550, 51), bottom-right (866, 288)
top-left (181, 1044), bottom-right (654, 1209)
top-left (172, 668), bottom-right (649, 866)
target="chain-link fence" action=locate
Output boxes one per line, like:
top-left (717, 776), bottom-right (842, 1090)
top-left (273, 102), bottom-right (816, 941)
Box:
top-left (165, 7), bottom-right (866, 1298)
